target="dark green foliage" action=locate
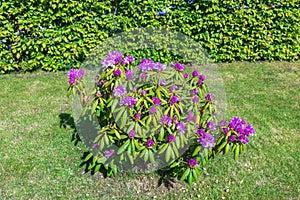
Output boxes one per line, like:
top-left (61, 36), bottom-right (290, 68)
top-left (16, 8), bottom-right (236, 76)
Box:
top-left (1, 0), bottom-right (299, 73)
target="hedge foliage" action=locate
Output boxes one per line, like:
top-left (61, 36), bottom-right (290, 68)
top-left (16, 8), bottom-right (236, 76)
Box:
top-left (0, 0), bottom-right (299, 73)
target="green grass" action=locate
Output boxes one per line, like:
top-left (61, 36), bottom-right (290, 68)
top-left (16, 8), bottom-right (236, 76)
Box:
top-left (0, 62), bottom-right (299, 199)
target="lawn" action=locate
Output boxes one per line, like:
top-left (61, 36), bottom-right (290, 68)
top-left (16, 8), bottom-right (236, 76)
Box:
top-left (0, 62), bottom-right (299, 199)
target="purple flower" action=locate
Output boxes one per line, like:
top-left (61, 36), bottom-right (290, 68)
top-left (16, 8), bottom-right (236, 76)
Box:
top-left (105, 149), bottom-right (114, 158)
top-left (192, 88), bottom-right (198, 95)
top-left (192, 70), bottom-right (199, 77)
top-left (138, 58), bottom-right (155, 71)
top-left (124, 55), bottom-right (134, 64)
top-left (96, 91), bottom-right (101, 97)
top-left (160, 114), bottom-right (172, 126)
top-left (218, 119), bottom-right (226, 127)
top-left (197, 128), bottom-right (205, 136)
top-left (238, 134), bottom-right (249, 144)
top-left (120, 96), bottom-right (136, 108)
top-left (176, 121), bottom-right (186, 134)
top-left (114, 69), bottom-right (122, 77)
top-left (152, 97), bottom-right (161, 105)
top-left (206, 121), bottom-right (216, 131)
top-left (173, 115), bottom-right (179, 124)
top-left (128, 129), bottom-right (136, 138)
top-left (189, 159), bottom-right (197, 168)
top-left (187, 110), bottom-right (196, 123)
top-left (168, 134), bottom-right (176, 143)
top-left (92, 143), bottom-right (99, 149)
top-left (97, 80), bottom-right (104, 87)
top-left (228, 135), bottom-right (235, 142)
top-left (170, 96), bottom-right (178, 105)
top-left (205, 93), bottom-right (214, 101)
top-left (197, 79), bottom-right (203, 86)
top-left (174, 62), bottom-right (184, 72)
top-left (125, 69), bottom-right (134, 80)
top-left (69, 78), bottom-right (76, 85)
top-left (170, 85), bottom-right (178, 92)
top-left (244, 124), bottom-right (255, 136)
top-left (134, 113), bottom-right (141, 120)
top-left (199, 74), bottom-right (206, 81)
top-left (184, 73), bottom-right (189, 79)
top-left (146, 139), bottom-right (155, 148)
top-left (133, 86), bottom-right (137, 93)
top-left (140, 90), bottom-right (147, 96)
top-left (149, 106), bottom-right (157, 114)
top-left (102, 56), bottom-right (116, 67)
top-left (77, 69), bottom-right (84, 79)
top-left (113, 85), bottom-right (127, 97)
top-left (141, 73), bottom-right (147, 79)
top-left (197, 133), bottom-right (215, 148)
top-left (86, 96), bottom-right (91, 102)
top-left (192, 95), bottom-right (199, 103)
top-left (160, 79), bottom-right (166, 86)
top-left (67, 68), bottom-right (84, 85)
top-left (154, 62), bottom-right (166, 71)
top-left (223, 127), bottom-right (230, 134)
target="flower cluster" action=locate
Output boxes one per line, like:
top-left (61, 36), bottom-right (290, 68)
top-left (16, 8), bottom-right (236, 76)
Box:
top-left (197, 128), bottom-right (215, 148)
top-left (137, 58), bottom-right (166, 72)
top-left (67, 69), bottom-right (84, 85)
top-left (102, 51), bottom-right (123, 67)
top-left (226, 117), bottom-right (255, 144)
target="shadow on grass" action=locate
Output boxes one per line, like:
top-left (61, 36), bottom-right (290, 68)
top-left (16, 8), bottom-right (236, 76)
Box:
top-left (59, 113), bottom-right (81, 146)
top-left (58, 112), bottom-right (179, 188)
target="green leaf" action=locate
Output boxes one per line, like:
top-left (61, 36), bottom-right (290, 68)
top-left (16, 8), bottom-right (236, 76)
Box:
top-left (117, 140), bottom-right (130, 154)
top-left (192, 146), bottom-right (201, 157)
top-left (180, 168), bottom-right (190, 182)
top-left (84, 152), bottom-right (93, 162)
top-left (234, 144), bottom-right (240, 160)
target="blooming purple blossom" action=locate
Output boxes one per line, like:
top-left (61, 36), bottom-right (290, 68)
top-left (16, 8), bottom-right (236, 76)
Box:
top-left (206, 121), bottom-right (216, 131)
top-left (174, 62), bottom-right (184, 72)
top-left (141, 73), bottom-right (147, 79)
top-left (192, 95), bottom-right (199, 103)
top-left (96, 91), bottom-right (101, 97)
top-left (120, 96), bottom-right (136, 108)
top-left (67, 68), bottom-right (84, 85)
top-left (105, 149), bottom-right (114, 158)
top-left (134, 113), bottom-right (141, 120)
top-left (168, 134), bottom-right (176, 143)
top-left (244, 124), bottom-right (255, 136)
top-left (160, 79), bottom-right (166, 86)
top-left (192, 88), bottom-right (198, 95)
top-left (102, 51), bottom-right (122, 67)
top-left (138, 58), bottom-right (155, 71)
top-left (187, 110), bottom-right (196, 123)
top-left (218, 119), bottom-right (227, 127)
top-left (199, 74), bottom-right (206, 81)
top-left (197, 79), bottom-right (203, 86)
top-left (146, 139), bottom-right (155, 148)
top-left (176, 121), bottom-right (186, 134)
top-left (170, 96), bottom-right (179, 105)
top-left (97, 80), bottom-right (104, 87)
top-left (184, 73), bottom-right (189, 79)
top-left (92, 143), bottom-right (99, 149)
top-left (114, 68), bottom-right (122, 77)
top-left (149, 106), bottom-right (157, 114)
top-left (192, 70), bottom-right (199, 77)
top-left (160, 114), bottom-right (172, 126)
top-left (113, 85), bottom-right (127, 97)
top-left (223, 127), bottom-right (230, 134)
top-left (170, 85), bottom-right (178, 92)
top-left (205, 93), bottom-right (214, 101)
top-left (197, 133), bottom-right (215, 148)
top-left (228, 135), bottom-right (235, 142)
top-left (152, 97), bottom-right (161, 105)
top-left (197, 128), bottom-right (205, 136)
top-left (140, 90), bottom-right (147, 96)
top-left (124, 55), bottom-right (134, 64)
top-left (128, 129), bottom-right (136, 138)
top-left (238, 134), bottom-right (249, 144)
top-left (189, 159), bottom-right (198, 168)
top-left (125, 69), bottom-right (134, 80)
top-left (153, 62), bottom-right (166, 71)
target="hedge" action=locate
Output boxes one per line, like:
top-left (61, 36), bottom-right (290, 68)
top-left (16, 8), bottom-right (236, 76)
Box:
top-left (0, 0), bottom-right (299, 73)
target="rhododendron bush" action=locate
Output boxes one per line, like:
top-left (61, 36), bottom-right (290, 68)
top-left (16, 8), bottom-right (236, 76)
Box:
top-left (67, 51), bottom-right (254, 185)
